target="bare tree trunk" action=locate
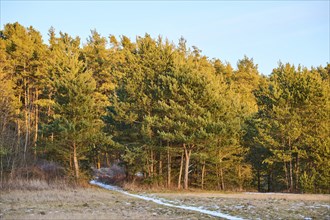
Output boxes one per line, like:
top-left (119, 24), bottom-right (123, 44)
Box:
top-left (178, 151), bottom-right (184, 189)
top-left (216, 164), bottom-right (221, 190)
top-left (153, 151), bottom-right (157, 177)
top-left (150, 149), bottom-right (154, 176)
top-left (289, 138), bottom-right (293, 192)
top-left (0, 153), bottom-right (3, 189)
top-left (33, 90), bottom-right (39, 161)
top-left (27, 94), bottom-right (31, 153)
top-left (284, 162), bottom-right (289, 190)
top-left (289, 158), bottom-right (293, 192)
top-left (257, 169), bottom-right (261, 192)
top-left (10, 160), bottom-right (15, 180)
top-left (16, 117), bottom-right (20, 154)
top-left (146, 153), bottom-right (151, 177)
top-left (105, 152), bottom-right (110, 167)
top-left (24, 81), bottom-right (29, 162)
top-left (267, 170), bottom-right (272, 192)
top-left (238, 165), bottom-right (243, 191)
top-left (183, 144), bottom-right (191, 190)
top-left (158, 156), bottom-right (163, 187)
top-left (47, 93), bottom-right (53, 151)
top-left (220, 166), bottom-right (225, 191)
top-left (97, 153), bottom-right (101, 169)
top-left (159, 158), bottom-right (162, 176)
top-left (218, 148), bottom-right (225, 191)
top-left (73, 142), bottom-right (79, 180)
top-left (167, 147), bottom-right (171, 188)
top-left (69, 153), bottom-right (72, 170)
top-left (13, 97), bottom-right (20, 178)
top-left (295, 153), bottom-right (299, 192)
top-left (201, 160), bottom-right (206, 190)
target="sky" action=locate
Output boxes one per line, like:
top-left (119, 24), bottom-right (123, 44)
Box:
top-left (1, 0), bottom-right (329, 75)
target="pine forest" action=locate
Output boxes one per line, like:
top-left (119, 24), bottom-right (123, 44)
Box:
top-left (0, 22), bottom-right (329, 193)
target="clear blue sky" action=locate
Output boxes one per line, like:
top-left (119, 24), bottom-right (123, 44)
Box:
top-left (1, 0), bottom-right (329, 75)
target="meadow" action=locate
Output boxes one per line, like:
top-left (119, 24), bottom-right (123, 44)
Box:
top-left (1, 180), bottom-right (329, 220)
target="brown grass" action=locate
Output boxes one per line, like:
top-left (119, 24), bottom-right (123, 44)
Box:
top-left (0, 178), bottom-right (75, 191)
top-left (155, 191), bottom-right (330, 201)
top-left (154, 192), bottom-right (330, 219)
top-left (0, 187), bottom-right (213, 219)
top-left (1, 180), bottom-right (329, 220)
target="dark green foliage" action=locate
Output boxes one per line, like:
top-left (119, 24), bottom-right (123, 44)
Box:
top-left (0, 22), bottom-right (328, 192)
top-left (246, 63), bottom-right (330, 193)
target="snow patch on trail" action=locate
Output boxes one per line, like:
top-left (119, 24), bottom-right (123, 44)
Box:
top-left (90, 180), bottom-right (244, 220)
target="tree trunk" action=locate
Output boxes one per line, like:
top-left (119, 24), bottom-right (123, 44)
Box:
top-left (146, 153), bottom-right (151, 177)
top-left (0, 152), bottom-right (3, 189)
top-left (167, 147), bottom-right (171, 188)
top-left (284, 162), bottom-right (289, 190)
top-left (47, 93), bottom-right (53, 149)
top-left (33, 90), bottom-right (39, 161)
top-left (289, 158), bottom-right (293, 192)
top-left (289, 139), bottom-right (293, 193)
top-left (10, 160), bottom-right (15, 180)
top-left (159, 158), bottom-right (162, 176)
top-left (97, 153), bottom-right (101, 169)
top-left (105, 152), bottom-right (110, 167)
top-left (73, 142), bottom-right (79, 179)
top-left (201, 160), bottom-right (206, 190)
top-left (24, 81), bottom-right (29, 162)
top-left (238, 164), bottom-right (243, 191)
top-left (69, 153), bottom-right (72, 170)
top-left (150, 149), bottom-right (154, 176)
top-left (178, 151), bottom-right (184, 189)
top-left (218, 149), bottom-right (225, 191)
top-left (267, 170), bottom-right (272, 192)
top-left (295, 153), bottom-right (299, 192)
top-left (220, 166), bottom-right (225, 191)
top-left (216, 164), bottom-right (221, 190)
top-left (257, 169), bottom-right (261, 192)
top-left (16, 117), bottom-right (20, 154)
top-left (183, 144), bottom-right (191, 190)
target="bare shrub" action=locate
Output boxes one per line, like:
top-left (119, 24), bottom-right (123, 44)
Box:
top-left (1, 177), bottom-right (80, 191)
top-left (36, 160), bottom-right (65, 182)
top-left (4, 178), bottom-right (49, 190)
top-left (0, 160), bottom-right (79, 191)
top-left (93, 164), bottom-right (126, 185)
top-left (122, 181), bottom-right (165, 192)
top-left (10, 166), bottom-right (45, 180)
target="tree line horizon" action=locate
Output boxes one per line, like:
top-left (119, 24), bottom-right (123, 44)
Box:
top-left (0, 22), bottom-right (329, 193)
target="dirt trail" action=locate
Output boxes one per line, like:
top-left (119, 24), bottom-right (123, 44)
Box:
top-left (154, 192), bottom-right (330, 219)
top-left (91, 180), bottom-right (242, 220)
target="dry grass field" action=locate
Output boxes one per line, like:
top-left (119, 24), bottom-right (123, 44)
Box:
top-left (0, 187), bottom-right (211, 220)
top-left (1, 182), bottom-right (329, 220)
top-left (153, 192), bottom-right (330, 219)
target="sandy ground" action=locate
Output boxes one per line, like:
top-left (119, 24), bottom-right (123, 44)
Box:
top-left (153, 192), bottom-right (330, 219)
top-left (1, 186), bottom-right (329, 220)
